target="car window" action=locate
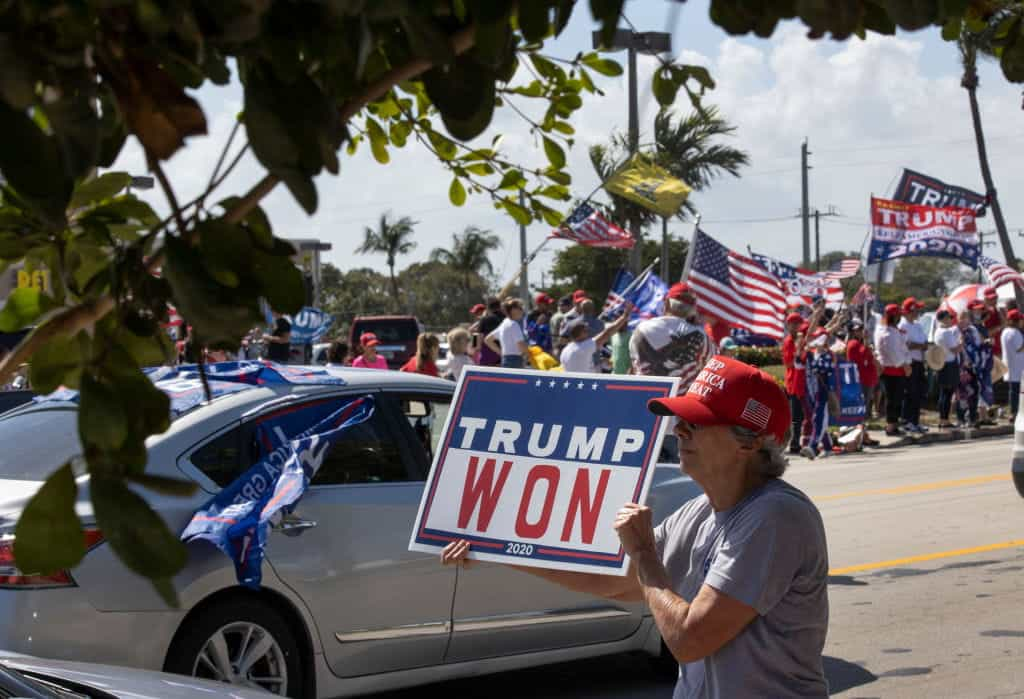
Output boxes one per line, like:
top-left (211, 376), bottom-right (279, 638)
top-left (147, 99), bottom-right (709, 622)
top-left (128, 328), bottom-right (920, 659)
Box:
top-left (353, 320), bottom-right (418, 343)
top-left (311, 408), bottom-right (410, 486)
top-left (394, 394), bottom-right (452, 466)
top-left (190, 425), bottom-right (254, 488)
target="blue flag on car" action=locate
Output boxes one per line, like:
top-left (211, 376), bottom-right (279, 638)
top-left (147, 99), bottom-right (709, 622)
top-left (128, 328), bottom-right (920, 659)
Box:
top-left (835, 360), bottom-right (866, 426)
top-left (287, 307), bottom-right (333, 345)
top-left (600, 268), bottom-right (667, 329)
top-left (181, 396), bottom-right (375, 588)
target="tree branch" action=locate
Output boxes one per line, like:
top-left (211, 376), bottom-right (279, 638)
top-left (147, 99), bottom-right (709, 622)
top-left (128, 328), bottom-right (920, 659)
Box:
top-left (224, 23), bottom-right (478, 225)
top-left (147, 155), bottom-right (187, 238)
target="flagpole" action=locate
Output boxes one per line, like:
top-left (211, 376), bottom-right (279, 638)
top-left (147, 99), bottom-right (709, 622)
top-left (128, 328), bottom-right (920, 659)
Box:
top-left (496, 237), bottom-right (552, 300)
top-left (680, 213), bottom-right (702, 282)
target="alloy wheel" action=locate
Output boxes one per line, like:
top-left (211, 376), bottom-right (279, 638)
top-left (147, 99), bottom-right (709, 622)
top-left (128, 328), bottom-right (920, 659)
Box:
top-left (191, 621), bottom-right (289, 695)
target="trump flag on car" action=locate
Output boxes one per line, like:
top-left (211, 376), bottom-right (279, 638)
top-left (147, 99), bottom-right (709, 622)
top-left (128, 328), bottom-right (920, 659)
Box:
top-left (408, 367), bottom-right (678, 576)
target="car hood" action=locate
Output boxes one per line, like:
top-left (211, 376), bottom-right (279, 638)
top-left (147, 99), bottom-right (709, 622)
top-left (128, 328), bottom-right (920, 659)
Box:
top-left (0, 650), bottom-right (270, 699)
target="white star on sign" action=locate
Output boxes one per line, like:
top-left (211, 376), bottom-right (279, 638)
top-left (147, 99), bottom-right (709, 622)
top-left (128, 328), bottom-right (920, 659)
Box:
top-left (535, 379), bottom-right (543, 387)
top-left (563, 380), bottom-right (571, 388)
top-left (591, 383), bottom-right (599, 390)
top-left (577, 381), bottom-right (585, 389)
top-left (549, 380), bottom-right (557, 388)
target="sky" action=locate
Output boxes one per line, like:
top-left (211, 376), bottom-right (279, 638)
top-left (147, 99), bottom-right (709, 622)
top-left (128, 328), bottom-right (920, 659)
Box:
top-left (112, 1), bottom-right (1024, 290)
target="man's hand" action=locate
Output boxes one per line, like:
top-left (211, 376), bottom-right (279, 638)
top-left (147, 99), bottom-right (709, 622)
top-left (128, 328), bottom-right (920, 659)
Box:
top-left (440, 539), bottom-right (476, 568)
top-left (614, 503), bottom-right (656, 557)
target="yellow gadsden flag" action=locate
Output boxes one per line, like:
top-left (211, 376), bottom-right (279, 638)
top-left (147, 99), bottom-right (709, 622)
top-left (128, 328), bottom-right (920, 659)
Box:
top-left (604, 155), bottom-right (691, 218)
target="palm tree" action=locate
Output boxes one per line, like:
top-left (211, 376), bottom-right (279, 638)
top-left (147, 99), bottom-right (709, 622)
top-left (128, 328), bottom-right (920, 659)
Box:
top-left (959, 8), bottom-right (1020, 282)
top-left (590, 106), bottom-right (749, 229)
top-left (430, 226), bottom-right (501, 295)
top-left (356, 213), bottom-right (417, 305)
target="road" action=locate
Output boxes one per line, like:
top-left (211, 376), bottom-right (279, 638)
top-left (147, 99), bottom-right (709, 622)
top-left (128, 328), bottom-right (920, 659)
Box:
top-left (375, 436), bottom-right (1024, 698)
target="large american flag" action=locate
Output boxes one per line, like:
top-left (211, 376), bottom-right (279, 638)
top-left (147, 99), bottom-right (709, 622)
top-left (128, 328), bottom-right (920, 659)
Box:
top-left (823, 258), bottom-right (861, 280)
top-left (550, 203), bottom-right (635, 248)
top-left (687, 229), bottom-right (787, 340)
top-left (979, 255), bottom-right (1023, 288)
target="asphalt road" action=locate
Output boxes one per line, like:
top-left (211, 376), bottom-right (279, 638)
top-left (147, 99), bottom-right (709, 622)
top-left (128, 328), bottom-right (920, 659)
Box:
top-left (374, 436), bottom-right (1024, 698)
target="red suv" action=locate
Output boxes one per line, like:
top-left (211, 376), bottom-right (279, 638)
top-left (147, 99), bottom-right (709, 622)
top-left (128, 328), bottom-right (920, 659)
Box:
top-left (348, 315), bottom-right (423, 369)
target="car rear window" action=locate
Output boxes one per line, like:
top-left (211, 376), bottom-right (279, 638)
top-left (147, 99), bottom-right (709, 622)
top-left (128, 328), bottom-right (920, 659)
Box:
top-left (0, 409), bottom-right (83, 481)
top-left (353, 320), bottom-right (419, 343)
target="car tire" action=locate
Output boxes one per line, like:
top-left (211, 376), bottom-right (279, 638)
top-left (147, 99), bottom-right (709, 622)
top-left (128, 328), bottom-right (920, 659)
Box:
top-left (165, 596), bottom-right (305, 698)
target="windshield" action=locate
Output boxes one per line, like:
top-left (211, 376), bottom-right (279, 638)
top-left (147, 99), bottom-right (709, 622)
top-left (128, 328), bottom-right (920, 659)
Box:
top-left (354, 320), bottom-right (419, 343)
top-left (0, 409), bottom-right (83, 481)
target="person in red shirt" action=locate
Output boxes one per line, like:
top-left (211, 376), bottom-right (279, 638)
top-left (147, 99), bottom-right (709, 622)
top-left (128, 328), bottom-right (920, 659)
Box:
top-left (845, 318), bottom-right (881, 447)
top-left (781, 311), bottom-right (813, 455)
top-left (982, 286), bottom-right (1005, 357)
top-left (400, 333), bottom-right (440, 377)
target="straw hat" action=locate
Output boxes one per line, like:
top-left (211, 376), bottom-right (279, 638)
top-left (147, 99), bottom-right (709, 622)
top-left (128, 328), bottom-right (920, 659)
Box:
top-left (925, 345), bottom-right (946, 372)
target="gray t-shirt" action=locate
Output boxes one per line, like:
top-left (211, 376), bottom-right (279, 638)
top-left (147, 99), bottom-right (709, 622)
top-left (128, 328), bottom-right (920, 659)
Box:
top-left (653, 478), bottom-right (829, 698)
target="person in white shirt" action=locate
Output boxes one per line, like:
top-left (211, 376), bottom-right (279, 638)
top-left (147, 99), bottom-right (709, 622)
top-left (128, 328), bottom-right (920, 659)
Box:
top-left (1000, 309), bottom-right (1024, 420)
top-left (933, 309), bottom-right (963, 428)
top-left (560, 305), bottom-right (630, 373)
top-left (874, 303), bottom-right (912, 436)
top-left (897, 297), bottom-right (929, 434)
top-left (484, 298), bottom-right (529, 368)
top-left (443, 327), bottom-right (475, 381)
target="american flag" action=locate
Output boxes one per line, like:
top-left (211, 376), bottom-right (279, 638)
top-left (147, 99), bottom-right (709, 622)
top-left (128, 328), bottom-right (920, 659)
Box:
top-left (550, 203), bottom-right (635, 248)
top-left (740, 398), bottom-right (772, 430)
top-left (823, 258), bottom-right (861, 280)
top-left (750, 251), bottom-right (843, 308)
top-left (850, 283), bottom-right (875, 307)
top-left (687, 229), bottom-right (787, 340)
top-left (979, 255), bottom-right (1023, 288)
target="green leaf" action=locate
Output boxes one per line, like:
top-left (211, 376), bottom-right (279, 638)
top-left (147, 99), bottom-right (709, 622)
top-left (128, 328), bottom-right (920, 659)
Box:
top-left (498, 169), bottom-right (527, 190)
top-left (422, 55), bottom-right (497, 141)
top-left (509, 81), bottom-right (545, 98)
top-left (941, 15), bottom-right (962, 41)
top-left (69, 173), bottom-right (132, 210)
top-left (91, 475), bottom-right (188, 585)
top-left (1001, 22), bottom-right (1024, 82)
top-left (0, 287), bottom-right (52, 332)
top-left (502, 197), bottom-right (533, 225)
top-left (518, 3), bottom-right (551, 43)
top-left (449, 176), bottom-right (467, 206)
top-left (588, 0), bottom-right (626, 48)
top-left (551, 121), bottom-right (575, 135)
top-left (79, 373), bottom-right (128, 451)
top-left (13, 463), bottom-right (84, 575)
top-left (542, 136), bottom-right (566, 169)
top-left (685, 65), bottom-right (716, 91)
top-left (389, 120), bottom-right (411, 148)
top-left (151, 577), bottom-right (180, 608)
top-left (580, 52), bottom-right (623, 76)
top-left (653, 66), bottom-right (680, 107)
top-left (464, 162), bottom-right (494, 176)
top-left (126, 473), bottom-right (198, 497)
top-left (0, 102), bottom-right (71, 224)
top-left (529, 54), bottom-right (563, 81)
top-left (427, 129), bottom-right (458, 160)
top-left (545, 169), bottom-right (571, 186)
top-left (539, 184), bottom-right (571, 200)
top-left (538, 203), bottom-right (565, 227)
top-left (29, 332), bottom-right (84, 393)
top-left (365, 116), bottom-right (390, 164)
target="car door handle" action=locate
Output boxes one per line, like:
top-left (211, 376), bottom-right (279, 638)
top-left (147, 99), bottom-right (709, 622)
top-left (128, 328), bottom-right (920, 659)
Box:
top-left (275, 517), bottom-right (318, 537)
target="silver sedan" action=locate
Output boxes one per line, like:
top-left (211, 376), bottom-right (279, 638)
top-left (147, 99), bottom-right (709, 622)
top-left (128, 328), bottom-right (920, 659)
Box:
top-left (0, 368), bottom-right (698, 697)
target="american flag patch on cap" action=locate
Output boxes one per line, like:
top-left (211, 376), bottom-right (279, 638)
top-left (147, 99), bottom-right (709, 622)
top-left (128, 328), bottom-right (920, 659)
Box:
top-left (740, 398), bottom-right (771, 430)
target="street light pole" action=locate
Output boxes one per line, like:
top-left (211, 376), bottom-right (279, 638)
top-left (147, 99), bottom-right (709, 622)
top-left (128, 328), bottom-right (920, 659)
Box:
top-left (593, 28), bottom-right (671, 275)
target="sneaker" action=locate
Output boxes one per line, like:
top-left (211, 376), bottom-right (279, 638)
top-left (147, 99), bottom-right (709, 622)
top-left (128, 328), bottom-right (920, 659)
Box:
top-left (915, 424), bottom-right (930, 433)
top-left (799, 446), bottom-right (816, 460)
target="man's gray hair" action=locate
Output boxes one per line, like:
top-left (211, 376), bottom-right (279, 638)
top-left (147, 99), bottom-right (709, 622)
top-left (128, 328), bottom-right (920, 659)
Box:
top-left (667, 297), bottom-right (698, 320)
top-left (731, 425), bottom-right (789, 478)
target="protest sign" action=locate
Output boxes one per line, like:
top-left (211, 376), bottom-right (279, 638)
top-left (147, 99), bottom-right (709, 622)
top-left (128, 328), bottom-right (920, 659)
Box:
top-left (835, 361), bottom-right (866, 426)
top-left (893, 168), bottom-right (987, 215)
top-left (866, 197), bottom-right (979, 267)
top-left (408, 367), bottom-right (678, 575)
top-left (288, 306), bottom-right (333, 344)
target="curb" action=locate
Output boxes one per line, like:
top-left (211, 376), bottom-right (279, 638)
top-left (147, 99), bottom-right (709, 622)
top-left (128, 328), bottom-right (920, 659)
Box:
top-left (873, 424), bottom-right (1014, 449)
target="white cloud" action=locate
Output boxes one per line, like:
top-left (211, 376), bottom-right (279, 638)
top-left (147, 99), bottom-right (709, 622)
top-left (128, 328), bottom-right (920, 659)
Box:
top-left (113, 18), bottom-right (1024, 290)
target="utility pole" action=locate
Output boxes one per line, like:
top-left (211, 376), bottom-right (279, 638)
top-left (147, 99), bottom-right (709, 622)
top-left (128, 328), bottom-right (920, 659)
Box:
top-left (813, 205), bottom-right (839, 271)
top-left (801, 140), bottom-right (811, 269)
top-left (518, 188), bottom-right (529, 304)
top-left (593, 28), bottom-right (671, 275)
top-left (661, 217), bottom-right (669, 281)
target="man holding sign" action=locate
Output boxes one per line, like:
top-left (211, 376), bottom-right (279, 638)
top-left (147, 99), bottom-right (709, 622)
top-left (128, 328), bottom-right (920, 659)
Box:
top-left (441, 357), bottom-right (829, 698)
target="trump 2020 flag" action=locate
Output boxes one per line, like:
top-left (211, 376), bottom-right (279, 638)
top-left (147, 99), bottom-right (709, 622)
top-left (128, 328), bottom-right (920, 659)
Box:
top-left (288, 307), bottom-right (334, 345)
top-left (749, 251), bottom-right (843, 308)
top-left (181, 396), bottom-right (374, 588)
top-left (600, 268), bottom-right (668, 329)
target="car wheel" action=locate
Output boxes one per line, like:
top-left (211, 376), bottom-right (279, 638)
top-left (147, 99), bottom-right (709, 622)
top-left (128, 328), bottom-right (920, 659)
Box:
top-left (165, 597), bottom-right (303, 697)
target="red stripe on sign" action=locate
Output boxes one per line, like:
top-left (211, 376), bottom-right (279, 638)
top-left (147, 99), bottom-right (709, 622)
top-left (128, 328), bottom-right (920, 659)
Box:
top-left (535, 548), bottom-right (623, 561)
top-left (417, 532), bottom-right (505, 549)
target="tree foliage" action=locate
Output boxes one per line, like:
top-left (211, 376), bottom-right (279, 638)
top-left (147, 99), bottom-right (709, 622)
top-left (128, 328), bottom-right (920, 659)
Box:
top-left (0, 0), bottom-right (1021, 598)
top-left (429, 226), bottom-right (502, 289)
top-left (356, 213), bottom-right (418, 306)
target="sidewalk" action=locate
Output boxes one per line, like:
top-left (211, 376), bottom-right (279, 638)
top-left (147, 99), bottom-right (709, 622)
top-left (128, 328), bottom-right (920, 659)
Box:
top-left (870, 422), bottom-right (1014, 449)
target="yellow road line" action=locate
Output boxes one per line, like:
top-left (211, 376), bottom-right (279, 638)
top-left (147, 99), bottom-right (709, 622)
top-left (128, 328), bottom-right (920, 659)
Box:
top-left (816, 473), bottom-right (1010, 502)
top-left (830, 539), bottom-right (1024, 575)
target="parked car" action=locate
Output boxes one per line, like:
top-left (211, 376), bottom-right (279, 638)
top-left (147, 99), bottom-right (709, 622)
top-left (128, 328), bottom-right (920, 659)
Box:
top-left (0, 650), bottom-right (271, 698)
top-left (0, 368), bottom-right (699, 698)
top-left (348, 315), bottom-right (422, 369)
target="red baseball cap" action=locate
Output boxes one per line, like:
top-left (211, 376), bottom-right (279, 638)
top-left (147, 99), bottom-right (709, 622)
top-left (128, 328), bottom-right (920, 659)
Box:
top-left (785, 312), bottom-right (804, 326)
top-left (359, 332), bottom-right (380, 347)
top-left (811, 327), bottom-right (829, 338)
top-left (967, 299), bottom-right (985, 310)
top-left (901, 297), bottom-right (924, 312)
top-left (884, 303), bottom-right (900, 316)
top-left (572, 289), bottom-right (587, 302)
top-left (535, 293), bottom-right (554, 306)
top-left (648, 355), bottom-right (791, 445)
top-left (984, 286), bottom-right (998, 298)
top-left (666, 282), bottom-right (696, 303)
top-left (470, 304), bottom-right (485, 315)
top-left (1008, 309), bottom-right (1023, 322)
top-left (798, 321), bottom-right (810, 333)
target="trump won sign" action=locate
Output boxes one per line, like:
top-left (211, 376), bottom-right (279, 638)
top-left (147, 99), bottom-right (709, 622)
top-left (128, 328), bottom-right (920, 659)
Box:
top-left (408, 367), bottom-right (678, 575)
